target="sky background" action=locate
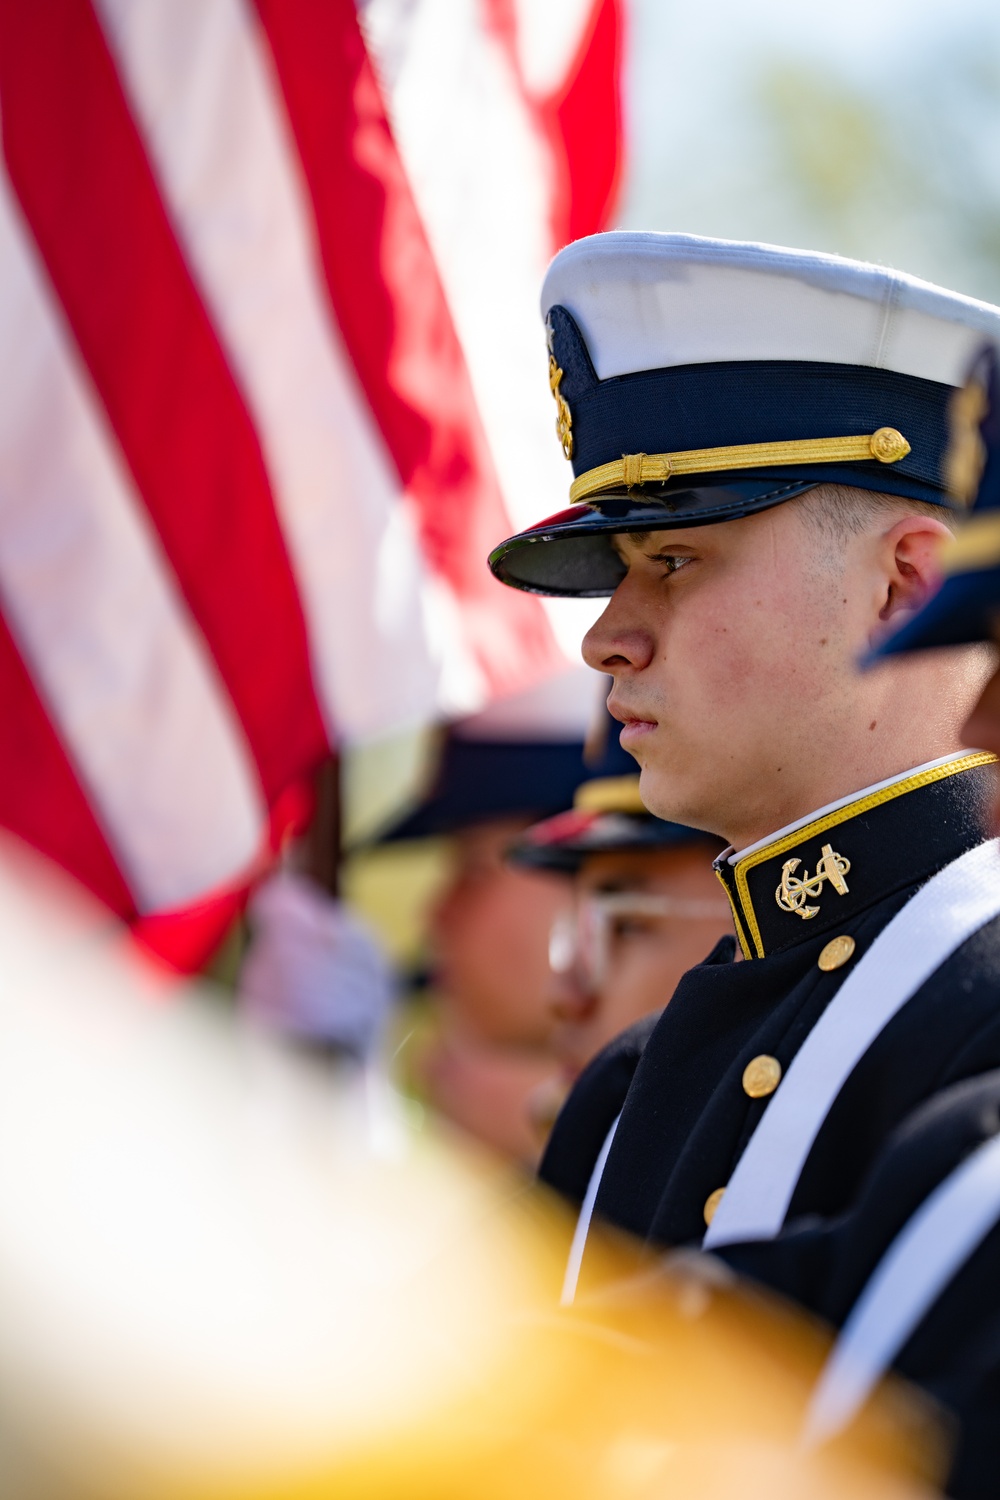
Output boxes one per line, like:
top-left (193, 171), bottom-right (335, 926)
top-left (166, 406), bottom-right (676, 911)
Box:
top-left (620, 0), bottom-right (1000, 303)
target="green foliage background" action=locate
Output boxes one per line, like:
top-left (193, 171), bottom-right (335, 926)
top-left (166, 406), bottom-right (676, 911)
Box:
top-left (622, 0), bottom-right (1000, 304)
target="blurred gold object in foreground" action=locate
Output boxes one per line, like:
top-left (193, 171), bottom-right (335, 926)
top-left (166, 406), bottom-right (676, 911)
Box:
top-left (0, 839), bottom-right (943, 1500)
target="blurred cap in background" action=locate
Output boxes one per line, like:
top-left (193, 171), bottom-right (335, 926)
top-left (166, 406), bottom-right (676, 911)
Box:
top-left (509, 700), bottom-right (715, 876)
top-left (379, 667), bottom-right (604, 842)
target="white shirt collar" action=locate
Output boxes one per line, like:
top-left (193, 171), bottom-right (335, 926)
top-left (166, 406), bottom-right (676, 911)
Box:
top-left (723, 752), bottom-right (974, 867)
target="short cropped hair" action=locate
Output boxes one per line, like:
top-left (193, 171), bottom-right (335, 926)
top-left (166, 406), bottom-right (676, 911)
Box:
top-left (799, 483), bottom-right (960, 542)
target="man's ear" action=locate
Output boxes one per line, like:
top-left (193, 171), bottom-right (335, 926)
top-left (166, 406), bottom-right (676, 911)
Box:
top-left (877, 513), bottom-right (952, 626)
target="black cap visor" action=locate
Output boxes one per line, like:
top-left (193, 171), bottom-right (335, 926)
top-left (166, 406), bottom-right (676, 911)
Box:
top-left (508, 810), bottom-right (720, 874)
top-left (490, 479), bottom-right (816, 597)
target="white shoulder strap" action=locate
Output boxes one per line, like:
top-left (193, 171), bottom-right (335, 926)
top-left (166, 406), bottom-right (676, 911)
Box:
top-left (803, 1131), bottom-right (1000, 1444)
top-left (704, 838), bottom-right (1000, 1249)
top-left (560, 1112), bottom-right (620, 1307)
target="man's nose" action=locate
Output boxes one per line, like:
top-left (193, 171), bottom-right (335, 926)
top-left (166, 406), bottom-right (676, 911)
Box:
top-left (582, 587), bottom-right (656, 673)
top-left (547, 959), bottom-right (599, 1022)
top-left (549, 987), bottom-right (598, 1024)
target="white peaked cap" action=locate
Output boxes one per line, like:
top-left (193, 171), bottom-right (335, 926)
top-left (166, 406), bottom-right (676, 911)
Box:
top-left (542, 233), bottom-right (1000, 387)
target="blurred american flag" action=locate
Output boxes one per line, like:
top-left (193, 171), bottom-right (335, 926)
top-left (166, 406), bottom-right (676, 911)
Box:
top-left (0, 0), bottom-right (622, 965)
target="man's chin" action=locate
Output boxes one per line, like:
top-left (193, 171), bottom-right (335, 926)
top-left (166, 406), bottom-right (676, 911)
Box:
top-left (636, 765), bottom-right (683, 822)
top-left (637, 766), bottom-right (717, 836)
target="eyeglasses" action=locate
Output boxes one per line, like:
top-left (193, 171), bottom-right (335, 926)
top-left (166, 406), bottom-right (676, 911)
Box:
top-left (549, 891), bottom-right (731, 992)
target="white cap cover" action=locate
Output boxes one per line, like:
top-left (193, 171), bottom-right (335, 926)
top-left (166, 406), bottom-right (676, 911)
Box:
top-left (542, 232), bottom-right (1000, 387)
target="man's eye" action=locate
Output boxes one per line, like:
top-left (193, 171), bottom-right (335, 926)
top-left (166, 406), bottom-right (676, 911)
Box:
top-left (649, 554), bottom-right (690, 576)
top-left (611, 916), bottom-right (657, 941)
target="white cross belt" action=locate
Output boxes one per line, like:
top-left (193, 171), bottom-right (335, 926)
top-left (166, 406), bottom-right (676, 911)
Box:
top-left (562, 839), bottom-right (1000, 1303)
top-left (704, 837), bottom-right (1000, 1249)
top-left (804, 1129), bottom-right (1000, 1442)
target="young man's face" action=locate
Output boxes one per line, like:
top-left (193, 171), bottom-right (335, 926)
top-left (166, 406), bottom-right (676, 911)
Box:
top-left (429, 817), bottom-right (569, 1048)
top-left (582, 498), bottom-right (893, 843)
top-left (549, 843), bottom-right (731, 1080)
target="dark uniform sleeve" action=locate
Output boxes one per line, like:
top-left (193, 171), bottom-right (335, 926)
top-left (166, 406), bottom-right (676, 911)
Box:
top-left (538, 1012), bottom-right (660, 1205)
top-left (540, 932), bottom-right (738, 1205)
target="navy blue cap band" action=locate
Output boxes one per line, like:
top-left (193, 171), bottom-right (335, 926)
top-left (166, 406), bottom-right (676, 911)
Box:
top-left (489, 305), bottom-right (964, 598)
top-left (549, 305), bottom-right (954, 503)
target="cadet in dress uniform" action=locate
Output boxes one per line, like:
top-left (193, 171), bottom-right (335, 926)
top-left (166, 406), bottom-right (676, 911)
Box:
top-left (487, 233), bottom-right (1000, 1280)
top-left (378, 673), bottom-right (595, 1164)
top-left (509, 742), bottom-right (729, 1089)
top-left (720, 345), bottom-right (1000, 1499)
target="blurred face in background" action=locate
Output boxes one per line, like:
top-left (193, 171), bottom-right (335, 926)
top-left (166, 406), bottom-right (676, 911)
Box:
top-left (549, 842), bottom-right (732, 1080)
top-left (422, 814), bottom-right (571, 1167)
top-left (428, 816), bottom-right (570, 1049)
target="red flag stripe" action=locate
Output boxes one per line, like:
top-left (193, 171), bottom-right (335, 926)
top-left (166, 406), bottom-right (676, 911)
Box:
top-left (547, 0), bottom-right (625, 246)
top-left (0, 144), bottom-right (268, 915)
top-left (484, 0), bottom-right (624, 249)
top-left (93, 0), bottom-right (453, 744)
top-left (0, 608), bottom-right (135, 918)
top-left (253, 0), bottom-right (563, 699)
top-left (0, 0), bottom-right (329, 804)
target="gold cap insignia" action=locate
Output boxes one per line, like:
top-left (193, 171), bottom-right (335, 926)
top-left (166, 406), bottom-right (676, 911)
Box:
top-left (944, 371), bottom-right (989, 508)
top-left (548, 354), bottom-right (573, 461)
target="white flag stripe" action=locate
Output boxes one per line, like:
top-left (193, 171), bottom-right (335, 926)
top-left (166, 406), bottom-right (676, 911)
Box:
top-left (0, 162), bottom-right (266, 912)
top-left (365, 0), bottom-right (564, 538)
top-left (95, 0), bottom-right (475, 744)
top-left (363, 0), bottom-right (601, 657)
top-left (512, 0), bottom-right (602, 96)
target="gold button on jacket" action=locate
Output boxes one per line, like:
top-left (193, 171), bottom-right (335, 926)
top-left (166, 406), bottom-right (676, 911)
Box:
top-left (818, 934), bottom-right (856, 971)
top-left (742, 1055), bottom-right (782, 1098)
top-left (703, 1187), bottom-right (726, 1226)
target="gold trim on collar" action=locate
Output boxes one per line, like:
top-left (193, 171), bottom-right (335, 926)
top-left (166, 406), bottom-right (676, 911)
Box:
top-left (716, 868), bottom-right (753, 960)
top-left (940, 512), bottom-right (1000, 575)
top-left (568, 429), bottom-right (911, 505)
top-left (574, 774), bottom-right (646, 814)
top-left (732, 752), bottom-right (997, 959)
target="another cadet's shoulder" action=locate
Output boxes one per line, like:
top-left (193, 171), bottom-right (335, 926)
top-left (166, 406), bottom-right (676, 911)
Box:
top-left (539, 1012), bottom-right (660, 1205)
top-left (930, 910), bottom-right (1000, 1067)
top-left (951, 907), bottom-right (1000, 975)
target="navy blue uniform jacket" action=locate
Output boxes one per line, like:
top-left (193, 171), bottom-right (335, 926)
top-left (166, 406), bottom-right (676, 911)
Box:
top-left (540, 757), bottom-right (1000, 1251)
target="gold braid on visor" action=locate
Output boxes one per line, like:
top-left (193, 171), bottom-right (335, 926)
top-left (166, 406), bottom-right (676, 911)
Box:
top-left (568, 427), bottom-right (911, 505)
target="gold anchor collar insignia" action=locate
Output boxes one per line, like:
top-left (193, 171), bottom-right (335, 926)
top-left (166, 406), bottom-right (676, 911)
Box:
top-left (775, 843), bottom-right (851, 919)
top-left (713, 751), bottom-right (998, 959)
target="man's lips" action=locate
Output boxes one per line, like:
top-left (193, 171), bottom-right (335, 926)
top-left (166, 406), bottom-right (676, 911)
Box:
top-left (619, 718), bottom-right (657, 745)
top-left (608, 699), bottom-right (658, 742)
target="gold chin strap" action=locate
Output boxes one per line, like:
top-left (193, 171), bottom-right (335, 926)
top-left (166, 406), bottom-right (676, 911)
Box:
top-left (568, 428), bottom-right (911, 505)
